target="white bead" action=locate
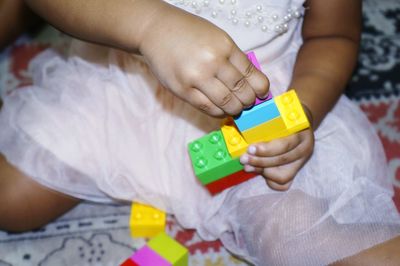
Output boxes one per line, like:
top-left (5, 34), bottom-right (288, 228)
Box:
top-left (257, 16), bottom-right (264, 22)
top-left (274, 24), bottom-right (282, 33)
top-left (284, 15), bottom-right (290, 22)
top-left (211, 10), bottom-right (218, 17)
top-left (245, 11), bottom-right (252, 17)
top-left (218, 0), bottom-right (225, 4)
top-left (261, 25), bottom-right (268, 32)
top-left (244, 20), bottom-right (251, 27)
top-left (230, 0), bottom-right (237, 4)
top-left (232, 18), bottom-right (239, 24)
top-left (287, 13), bottom-right (293, 19)
top-left (294, 11), bottom-right (301, 18)
top-left (272, 14), bottom-right (279, 20)
top-left (231, 9), bottom-right (237, 16)
top-left (283, 23), bottom-right (288, 31)
top-left (256, 5), bottom-right (262, 12)
top-left (203, 0), bottom-right (209, 6)
top-left (191, 1), bottom-right (197, 8)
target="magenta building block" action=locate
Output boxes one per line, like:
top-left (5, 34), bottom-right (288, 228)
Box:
top-left (246, 51), bottom-right (272, 105)
top-left (246, 51), bottom-right (262, 71)
top-left (131, 246), bottom-right (172, 266)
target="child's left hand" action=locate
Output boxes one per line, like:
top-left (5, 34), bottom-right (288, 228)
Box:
top-left (239, 127), bottom-right (314, 191)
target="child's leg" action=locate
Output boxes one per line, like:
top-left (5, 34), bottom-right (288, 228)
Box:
top-left (333, 236), bottom-right (400, 265)
top-left (233, 191), bottom-right (400, 265)
top-left (0, 0), bottom-right (42, 50)
top-left (0, 153), bottom-right (80, 232)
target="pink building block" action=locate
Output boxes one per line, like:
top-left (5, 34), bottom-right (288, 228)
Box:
top-left (131, 245), bottom-right (172, 266)
top-left (246, 51), bottom-right (272, 105)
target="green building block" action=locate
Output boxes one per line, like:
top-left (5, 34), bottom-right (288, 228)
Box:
top-left (188, 130), bottom-right (244, 185)
top-left (147, 232), bottom-right (189, 266)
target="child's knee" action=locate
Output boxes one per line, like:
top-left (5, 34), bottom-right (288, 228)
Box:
top-left (0, 154), bottom-right (80, 232)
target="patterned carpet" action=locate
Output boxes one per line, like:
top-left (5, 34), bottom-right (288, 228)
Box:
top-left (0, 1), bottom-right (399, 265)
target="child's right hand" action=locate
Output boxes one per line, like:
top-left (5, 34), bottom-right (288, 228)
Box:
top-left (138, 2), bottom-right (269, 117)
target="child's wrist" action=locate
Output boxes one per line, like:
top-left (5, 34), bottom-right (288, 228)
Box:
top-left (301, 102), bottom-right (314, 129)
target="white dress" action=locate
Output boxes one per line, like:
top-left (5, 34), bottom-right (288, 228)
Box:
top-left (1, 0), bottom-right (400, 264)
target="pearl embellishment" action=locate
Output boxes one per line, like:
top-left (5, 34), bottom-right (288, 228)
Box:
top-left (167, 0), bottom-right (303, 34)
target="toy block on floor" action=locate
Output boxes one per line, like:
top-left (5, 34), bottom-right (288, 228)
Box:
top-left (147, 232), bottom-right (189, 266)
top-left (131, 245), bottom-right (172, 266)
top-left (129, 202), bottom-right (166, 238)
top-left (220, 118), bottom-right (249, 158)
top-left (120, 258), bottom-right (139, 266)
top-left (274, 90), bottom-right (310, 135)
top-left (188, 130), bottom-right (244, 185)
top-left (205, 170), bottom-right (257, 195)
top-left (233, 98), bottom-right (280, 132)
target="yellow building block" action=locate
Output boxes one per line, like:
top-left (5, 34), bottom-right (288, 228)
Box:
top-left (220, 118), bottom-right (248, 158)
top-left (241, 116), bottom-right (287, 143)
top-left (275, 90), bottom-right (310, 134)
top-left (129, 202), bottom-right (166, 238)
top-left (240, 90), bottom-right (310, 144)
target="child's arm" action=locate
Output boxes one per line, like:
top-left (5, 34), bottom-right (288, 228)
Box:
top-left (240, 0), bottom-right (361, 190)
top-left (24, 0), bottom-right (269, 117)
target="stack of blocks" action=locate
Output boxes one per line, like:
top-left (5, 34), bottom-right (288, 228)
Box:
top-left (120, 232), bottom-right (189, 266)
top-left (129, 202), bottom-right (166, 238)
top-left (188, 52), bottom-right (310, 195)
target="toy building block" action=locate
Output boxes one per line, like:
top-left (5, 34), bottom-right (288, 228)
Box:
top-left (274, 90), bottom-right (310, 135)
top-left (205, 170), bottom-right (257, 195)
top-left (131, 245), bottom-right (172, 266)
top-left (233, 98), bottom-right (280, 132)
top-left (188, 130), bottom-right (244, 185)
top-left (220, 118), bottom-right (249, 158)
top-left (130, 202), bottom-right (166, 238)
top-left (240, 90), bottom-right (310, 143)
top-left (120, 258), bottom-right (139, 266)
top-left (246, 51), bottom-right (272, 105)
top-left (147, 232), bottom-right (189, 266)
top-left (241, 115), bottom-right (287, 143)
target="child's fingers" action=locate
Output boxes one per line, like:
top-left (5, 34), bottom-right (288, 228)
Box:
top-left (248, 134), bottom-right (301, 158)
top-left (265, 179), bottom-right (293, 191)
top-left (229, 48), bottom-right (270, 99)
top-left (216, 63), bottom-right (256, 108)
top-left (262, 159), bottom-right (303, 185)
top-left (186, 89), bottom-right (225, 117)
top-left (198, 78), bottom-right (244, 116)
top-left (243, 164), bottom-right (295, 191)
top-left (241, 143), bottom-right (303, 168)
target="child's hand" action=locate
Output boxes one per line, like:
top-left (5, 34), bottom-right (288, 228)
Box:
top-left (139, 3), bottom-right (269, 117)
top-left (240, 129), bottom-right (314, 191)
top-left (239, 106), bottom-right (314, 191)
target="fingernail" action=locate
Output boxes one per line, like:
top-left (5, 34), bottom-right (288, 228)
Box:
top-left (248, 145), bottom-right (257, 155)
top-left (240, 155), bottom-right (249, 164)
top-left (244, 165), bottom-right (255, 172)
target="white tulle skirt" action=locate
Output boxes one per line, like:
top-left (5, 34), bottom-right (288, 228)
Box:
top-left (1, 42), bottom-right (400, 265)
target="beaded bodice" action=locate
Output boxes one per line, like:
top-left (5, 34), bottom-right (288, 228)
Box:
top-left (166, 0), bottom-right (304, 35)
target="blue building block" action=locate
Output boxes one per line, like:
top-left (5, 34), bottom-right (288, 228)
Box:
top-left (234, 98), bottom-right (280, 132)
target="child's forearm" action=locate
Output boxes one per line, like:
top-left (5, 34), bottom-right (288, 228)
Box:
top-left (289, 0), bottom-right (361, 129)
top-left (24, 0), bottom-right (166, 53)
